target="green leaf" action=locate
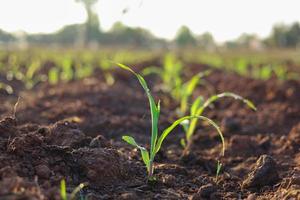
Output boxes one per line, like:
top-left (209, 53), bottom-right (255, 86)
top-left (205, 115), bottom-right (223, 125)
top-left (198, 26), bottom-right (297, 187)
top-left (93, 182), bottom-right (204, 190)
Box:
top-left (216, 160), bottom-right (223, 180)
top-left (157, 100), bottom-right (161, 113)
top-left (179, 74), bottom-right (200, 115)
top-left (140, 148), bottom-right (150, 172)
top-left (122, 135), bottom-right (139, 147)
top-left (180, 119), bottom-right (189, 133)
top-left (185, 74), bottom-right (200, 95)
top-left (60, 179), bottom-right (67, 200)
top-left (186, 92), bottom-right (256, 151)
top-left (154, 115), bottom-right (225, 156)
top-left (179, 70), bottom-right (211, 115)
top-left (122, 136), bottom-right (150, 173)
top-left (202, 92), bottom-right (257, 112)
top-left (70, 183), bottom-right (86, 200)
top-left (154, 116), bottom-right (190, 155)
top-left (141, 66), bottom-right (162, 76)
top-left (180, 138), bottom-right (186, 147)
top-left (190, 96), bottom-right (204, 116)
top-left (48, 68), bottom-right (59, 85)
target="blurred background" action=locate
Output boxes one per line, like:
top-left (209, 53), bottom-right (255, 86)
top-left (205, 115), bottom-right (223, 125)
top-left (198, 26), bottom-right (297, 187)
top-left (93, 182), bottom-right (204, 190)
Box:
top-left (0, 0), bottom-right (300, 96)
top-left (0, 0), bottom-right (300, 50)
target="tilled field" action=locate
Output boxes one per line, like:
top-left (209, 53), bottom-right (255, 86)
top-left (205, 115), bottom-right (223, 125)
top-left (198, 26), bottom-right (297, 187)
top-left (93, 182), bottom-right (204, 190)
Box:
top-left (0, 62), bottom-right (300, 199)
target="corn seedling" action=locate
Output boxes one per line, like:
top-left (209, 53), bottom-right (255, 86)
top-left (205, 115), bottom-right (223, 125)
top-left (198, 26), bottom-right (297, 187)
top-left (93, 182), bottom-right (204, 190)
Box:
top-left (142, 53), bottom-right (182, 95)
top-left (116, 63), bottom-right (222, 180)
top-left (181, 92), bottom-right (256, 155)
top-left (61, 58), bottom-right (74, 82)
top-left (215, 160), bottom-right (222, 182)
top-left (143, 54), bottom-right (210, 115)
top-left (99, 59), bottom-right (115, 85)
top-left (48, 68), bottom-right (59, 85)
top-left (177, 70), bottom-right (211, 116)
top-left (60, 179), bottom-right (87, 200)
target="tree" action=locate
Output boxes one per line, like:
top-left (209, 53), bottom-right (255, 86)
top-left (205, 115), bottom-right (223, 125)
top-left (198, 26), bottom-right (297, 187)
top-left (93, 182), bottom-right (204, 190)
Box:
top-left (75, 0), bottom-right (100, 45)
top-left (286, 22), bottom-right (300, 47)
top-left (265, 24), bottom-right (288, 47)
top-left (197, 32), bottom-right (216, 51)
top-left (106, 22), bottom-right (157, 47)
top-left (265, 22), bottom-right (300, 48)
top-left (0, 29), bottom-right (15, 43)
top-left (174, 26), bottom-right (196, 47)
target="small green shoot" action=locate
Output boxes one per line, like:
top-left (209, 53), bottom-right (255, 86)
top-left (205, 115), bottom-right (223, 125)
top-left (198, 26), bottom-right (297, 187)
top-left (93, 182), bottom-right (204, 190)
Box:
top-left (142, 54), bottom-right (211, 116)
top-left (215, 160), bottom-right (222, 181)
top-left (48, 68), bottom-right (59, 85)
top-left (60, 179), bottom-right (67, 200)
top-left (182, 92), bottom-right (256, 155)
top-left (177, 70), bottom-right (211, 116)
top-left (60, 179), bottom-right (87, 200)
top-left (116, 63), bottom-right (222, 180)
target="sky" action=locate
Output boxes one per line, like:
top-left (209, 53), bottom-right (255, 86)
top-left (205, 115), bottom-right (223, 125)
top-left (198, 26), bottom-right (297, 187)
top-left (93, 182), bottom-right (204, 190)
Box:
top-left (0, 0), bottom-right (300, 42)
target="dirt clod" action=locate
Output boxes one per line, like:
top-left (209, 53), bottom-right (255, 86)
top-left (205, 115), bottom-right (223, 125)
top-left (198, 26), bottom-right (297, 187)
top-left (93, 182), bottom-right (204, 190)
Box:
top-left (242, 155), bottom-right (279, 189)
top-left (35, 164), bottom-right (51, 179)
top-left (7, 132), bottom-right (43, 155)
top-left (192, 183), bottom-right (217, 199)
top-left (48, 120), bottom-right (86, 148)
top-left (221, 117), bottom-right (241, 133)
top-left (246, 193), bottom-right (256, 200)
top-left (89, 135), bottom-right (111, 148)
top-left (228, 135), bottom-right (259, 156)
top-left (0, 117), bottom-right (18, 138)
top-left (162, 174), bottom-right (176, 186)
top-left (291, 173), bottom-right (300, 185)
top-left (0, 176), bottom-right (46, 200)
top-left (72, 147), bottom-right (128, 186)
top-left (120, 192), bottom-right (139, 200)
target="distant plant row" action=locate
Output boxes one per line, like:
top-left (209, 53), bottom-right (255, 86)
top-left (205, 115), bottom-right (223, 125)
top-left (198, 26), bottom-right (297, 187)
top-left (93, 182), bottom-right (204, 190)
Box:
top-left (0, 50), bottom-right (299, 94)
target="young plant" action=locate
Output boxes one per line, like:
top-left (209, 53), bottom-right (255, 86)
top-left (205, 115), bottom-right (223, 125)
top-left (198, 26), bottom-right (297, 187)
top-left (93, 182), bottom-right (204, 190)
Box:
top-left (60, 179), bottom-right (87, 200)
top-left (24, 60), bottom-right (41, 89)
top-left (177, 70), bottom-right (211, 116)
top-left (215, 160), bottom-right (222, 182)
top-left (48, 67), bottom-right (59, 85)
top-left (181, 92), bottom-right (256, 155)
top-left (142, 53), bottom-right (182, 95)
top-left (142, 53), bottom-right (210, 115)
top-left (116, 63), bottom-right (223, 180)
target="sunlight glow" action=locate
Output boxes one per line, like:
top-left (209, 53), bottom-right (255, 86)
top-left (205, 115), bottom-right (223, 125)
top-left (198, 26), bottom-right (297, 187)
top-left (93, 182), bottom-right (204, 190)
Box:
top-left (0, 0), bottom-right (299, 42)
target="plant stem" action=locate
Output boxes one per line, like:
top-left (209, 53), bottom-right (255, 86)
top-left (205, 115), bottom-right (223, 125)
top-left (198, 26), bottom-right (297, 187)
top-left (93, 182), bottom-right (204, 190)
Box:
top-left (148, 160), bottom-right (154, 180)
top-left (182, 140), bottom-right (192, 157)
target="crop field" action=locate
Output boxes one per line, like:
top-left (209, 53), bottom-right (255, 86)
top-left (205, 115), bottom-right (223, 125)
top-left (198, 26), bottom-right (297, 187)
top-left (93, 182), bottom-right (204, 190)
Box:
top-left (0, 48), bottom-right (300, 199)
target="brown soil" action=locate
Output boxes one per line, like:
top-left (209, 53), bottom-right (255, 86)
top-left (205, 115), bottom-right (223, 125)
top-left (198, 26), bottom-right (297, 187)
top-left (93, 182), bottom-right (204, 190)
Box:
top-left (0, 62), bottom-right (300, 199)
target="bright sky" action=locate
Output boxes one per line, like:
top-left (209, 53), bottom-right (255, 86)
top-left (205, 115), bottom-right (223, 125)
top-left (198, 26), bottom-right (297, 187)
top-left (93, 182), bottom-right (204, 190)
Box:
top-left (0, 0), bottom-right (299, 42)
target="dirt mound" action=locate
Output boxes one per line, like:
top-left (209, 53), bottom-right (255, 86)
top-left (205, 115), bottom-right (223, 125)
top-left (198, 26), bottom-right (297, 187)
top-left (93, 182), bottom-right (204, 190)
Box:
top-left (0, 117), bottom-right (130, 199)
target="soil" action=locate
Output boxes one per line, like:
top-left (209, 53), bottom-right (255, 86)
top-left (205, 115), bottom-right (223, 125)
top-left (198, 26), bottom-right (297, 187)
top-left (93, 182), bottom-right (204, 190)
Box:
top-left (0, 61), bottom-right (300, 199)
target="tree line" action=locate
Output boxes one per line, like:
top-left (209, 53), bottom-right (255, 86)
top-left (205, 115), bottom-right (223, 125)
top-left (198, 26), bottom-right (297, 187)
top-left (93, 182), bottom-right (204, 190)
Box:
top-left (0, 0), bottom-right (299, 49)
